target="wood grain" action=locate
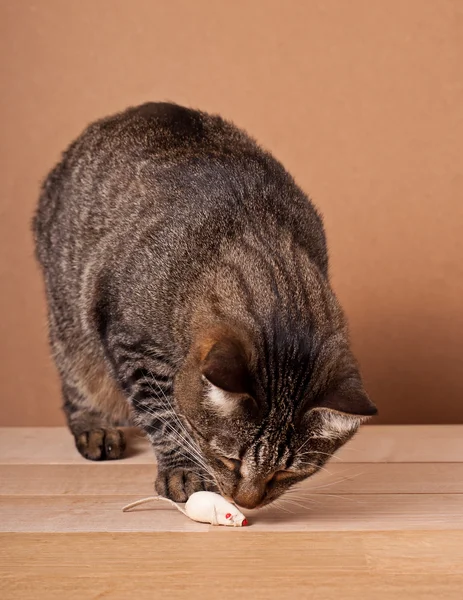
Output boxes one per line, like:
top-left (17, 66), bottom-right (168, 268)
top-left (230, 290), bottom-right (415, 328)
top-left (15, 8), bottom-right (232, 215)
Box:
top-left (3, 462), bottom-right (463, 495)
top-left (2, 425), bottom-right (463, 464)
top-left (1, 532), bottom-right (463, 600)
top-left (2, 492), bottom-right (462, 533)
top-left (1, 426), bottom-right (463, 598)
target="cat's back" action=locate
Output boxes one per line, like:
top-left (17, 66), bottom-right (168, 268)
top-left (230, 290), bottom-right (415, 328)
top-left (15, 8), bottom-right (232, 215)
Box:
top-left (33, 102), bottom-right (326, 279)
top-left (55, 102), bottom-right (257, 180)
top-left (34, 103), bottom-right (256, 247)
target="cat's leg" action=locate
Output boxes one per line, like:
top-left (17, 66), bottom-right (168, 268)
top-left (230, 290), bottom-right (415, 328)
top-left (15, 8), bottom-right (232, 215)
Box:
top-left (133, 377), bottom-right (217, 502)
top-left (46, 304), bottom-right (128, 461)
top-left (62, 379), bottom-right (127, 460)
top-left (113, 345), bottom-right (217, 501)
top-left (150, 420), bottom-right (217, 503)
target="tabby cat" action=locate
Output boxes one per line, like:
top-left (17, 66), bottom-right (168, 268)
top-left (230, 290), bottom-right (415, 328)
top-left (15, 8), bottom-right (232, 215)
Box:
top-left (33, 103), bottom-right (376, 509)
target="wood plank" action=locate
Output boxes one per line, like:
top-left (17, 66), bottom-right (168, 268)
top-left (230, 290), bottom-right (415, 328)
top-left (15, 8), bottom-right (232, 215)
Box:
top-left (243, 493), bottom-right (463, 532)
top-left (1, 493), bottom-right (462, 533)
top-left (344, 425), bottom-right (463, 463)
top-left (1, 425), bottom-right (462, 599)
top-left (1, 532), bottom-right (462, 600)
top-left (0, 464), bottom-right (153, 496)
top-left (2, 463), bottom-right (463, 496)
top-left (0, 427), bottom-right (152, 465)
top-left (0, 495), bottom-right (208, 533)
top-left (2, 425), bottom-right (463, 464)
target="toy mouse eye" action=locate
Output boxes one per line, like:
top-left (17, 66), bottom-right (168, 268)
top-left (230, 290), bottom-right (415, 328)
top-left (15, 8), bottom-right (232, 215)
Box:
top-left (225, 513), bottom-right (232, 519)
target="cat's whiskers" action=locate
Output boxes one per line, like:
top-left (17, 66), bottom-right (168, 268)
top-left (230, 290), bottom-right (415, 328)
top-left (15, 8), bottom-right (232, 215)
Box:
top-left (315, 492), bottom-right (365, 505)
top-left (304, 471), bottom-right (365, 492)
top-left (152, 427), bottom-right (215, 484)
top-left (302, 450), bottom-right (343, 462)
top-left (282, 485), bottom-right (320, 507)
top-left (257, 494), bottom-right (300, 514)
top-left (140, 399), bottom-right (213, 477)
top-left (294, 436), bottom-right (313, 456)
top-left (288, 487), bottom-right (365, 505)
top-left (169, 446), bottom-right (217, 486)
top-left (297, 461), bottom-right (332, 475)
top-left (149, 379), bottom-right (199, 446)
top-left (272, 499), bottom-right (294, 514)
top-left (280, 495), bottom-right (320, 509)
top-left (142, 379), bottom-right (210, 469)
top-left (150, 413), bottom-right (212, 476)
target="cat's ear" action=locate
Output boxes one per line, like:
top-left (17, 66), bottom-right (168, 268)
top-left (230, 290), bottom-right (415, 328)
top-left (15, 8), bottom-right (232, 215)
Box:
top-left (316, 380), bottom-right (377, 417)
top-left (200, 337), bottom-right (251, 394)
top-left (199, 335), bottom-right (258, 417)
top-left (307, 382), bottom-right (377, 441)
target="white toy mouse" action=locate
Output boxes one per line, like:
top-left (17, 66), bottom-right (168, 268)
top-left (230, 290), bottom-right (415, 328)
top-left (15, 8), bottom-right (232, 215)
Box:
top-left (123, 491), bottom-right (249, 527)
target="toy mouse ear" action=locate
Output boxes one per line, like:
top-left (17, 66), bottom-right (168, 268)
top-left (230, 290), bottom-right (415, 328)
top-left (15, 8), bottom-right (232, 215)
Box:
top-left (200, 338), bottom-right (251, 395)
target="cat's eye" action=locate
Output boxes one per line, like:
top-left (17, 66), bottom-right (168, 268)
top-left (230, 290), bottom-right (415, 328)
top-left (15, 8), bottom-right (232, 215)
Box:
top-left (217, 456), bottom-right (241, 471)
top-left (272, 470), bottom-right (296, 482)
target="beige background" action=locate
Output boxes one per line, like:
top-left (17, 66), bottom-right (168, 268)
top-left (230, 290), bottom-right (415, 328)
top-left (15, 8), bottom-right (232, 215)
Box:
top-left (0, 0), bottom-right (461, 426)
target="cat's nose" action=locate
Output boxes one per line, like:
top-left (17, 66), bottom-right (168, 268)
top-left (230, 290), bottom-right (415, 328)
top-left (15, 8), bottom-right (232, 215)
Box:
top-left (233, 481), bottom-right (265, 509)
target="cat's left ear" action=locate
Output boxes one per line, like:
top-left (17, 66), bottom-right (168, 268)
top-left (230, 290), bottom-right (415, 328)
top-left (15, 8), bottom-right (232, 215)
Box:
top-left (316, 382), bottom-right (378, 417)
top-left (200, 337), bottom-right (251, 395)
top-left (199, 335), bottom-right (259, 417)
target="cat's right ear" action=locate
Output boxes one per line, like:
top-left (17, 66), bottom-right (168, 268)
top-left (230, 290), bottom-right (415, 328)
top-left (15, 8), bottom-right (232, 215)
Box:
top-left (200, 338), bottom-right (251, 394)
top-left (199, 336), bottom-right (256, 416)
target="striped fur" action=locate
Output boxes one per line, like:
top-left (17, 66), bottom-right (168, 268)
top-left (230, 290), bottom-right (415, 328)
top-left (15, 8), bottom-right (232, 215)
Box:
top-left (33, 102), bottom-right (376, 507)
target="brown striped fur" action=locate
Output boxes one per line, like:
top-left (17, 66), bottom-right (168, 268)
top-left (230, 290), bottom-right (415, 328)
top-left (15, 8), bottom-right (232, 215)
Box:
top-left (33, 102), bottom-right (376, 507)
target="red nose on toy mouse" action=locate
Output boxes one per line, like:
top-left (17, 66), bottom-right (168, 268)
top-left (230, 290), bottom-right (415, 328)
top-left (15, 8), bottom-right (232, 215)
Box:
top-left (123, 491), bottom-right (249, 527)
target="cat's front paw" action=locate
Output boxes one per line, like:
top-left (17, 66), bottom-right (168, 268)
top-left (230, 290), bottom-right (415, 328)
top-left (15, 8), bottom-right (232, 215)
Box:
top-left (155, 467), bottom-right (217, 502)
top-left (75, 428), bottom-right (126, 461)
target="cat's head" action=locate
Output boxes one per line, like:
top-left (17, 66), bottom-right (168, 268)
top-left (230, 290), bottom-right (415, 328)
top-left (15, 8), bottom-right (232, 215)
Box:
top-left (176, 323), bottom-right (377, 509)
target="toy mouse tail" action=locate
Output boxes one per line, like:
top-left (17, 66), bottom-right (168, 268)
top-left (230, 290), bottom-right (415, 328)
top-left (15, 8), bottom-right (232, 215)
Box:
top-left (122, 496), bottom-right (160, 512)
top-left (122, 495), bottom-right (188, 516)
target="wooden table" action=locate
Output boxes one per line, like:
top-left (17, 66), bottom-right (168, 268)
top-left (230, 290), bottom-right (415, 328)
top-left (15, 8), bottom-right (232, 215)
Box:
top-left (1, 426), bottom-right (462, 599)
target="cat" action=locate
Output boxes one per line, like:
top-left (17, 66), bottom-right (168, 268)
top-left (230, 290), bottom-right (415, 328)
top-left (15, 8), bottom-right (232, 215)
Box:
top-left (33, 102), bottom-right (377, 509)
